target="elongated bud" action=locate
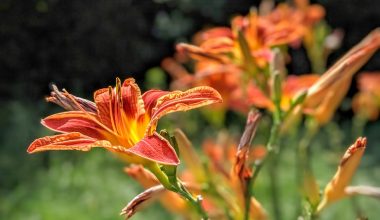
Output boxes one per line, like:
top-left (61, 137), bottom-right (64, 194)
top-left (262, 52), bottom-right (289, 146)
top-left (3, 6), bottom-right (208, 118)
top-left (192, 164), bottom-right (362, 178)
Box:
top-left (317, 137), bottom-right (367, 213)
top-left (272, 71), bottom-right (282, 106)
top-left (233, 110), bottom-right (261, 191)
top-left (270, 48), bottom-right (286, 77)
top-left (303, 171), bottom-right (321, 209)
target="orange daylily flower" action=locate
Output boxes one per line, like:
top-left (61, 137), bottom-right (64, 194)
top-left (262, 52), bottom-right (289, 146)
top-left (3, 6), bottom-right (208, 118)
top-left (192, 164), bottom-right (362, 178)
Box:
top-left (317, 137), bottom-right (367, 213)
top-left (28, 78), bottom-right (222, 166)
top-left (352, 72), bottom-right (380, 120)
top-left (163, 57), bottom-right (251, 113)
top-left (266, 1), bottom-right (325, 43)
top-left (177, 8), bottom-right (305, 68)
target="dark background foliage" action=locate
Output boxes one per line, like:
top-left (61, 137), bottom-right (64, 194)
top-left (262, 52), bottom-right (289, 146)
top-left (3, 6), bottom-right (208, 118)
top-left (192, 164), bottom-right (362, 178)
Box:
top-left (1, 0), bottom-right (378, 102)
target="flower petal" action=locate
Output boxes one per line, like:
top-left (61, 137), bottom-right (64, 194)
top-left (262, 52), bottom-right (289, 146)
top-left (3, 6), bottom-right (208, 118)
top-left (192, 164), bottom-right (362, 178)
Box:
top-left (94, 78), bottom-right (145, 128)
top-left (176, 43), bottom-right (228, 63)
top-left (42, 111), bottom-right (105, 139)
top-left (126, 132), bottom-right (179, 165)
top-left (27, 132), bottom-right (112, 153)
top-left (142, 90), bottom-right (169, 117)
top-left (146, 86), bottom-right (222, 135)
top-left (306, 76), bottom-right (352, 125)
top-left (317, 137), bottom-right (367, 213)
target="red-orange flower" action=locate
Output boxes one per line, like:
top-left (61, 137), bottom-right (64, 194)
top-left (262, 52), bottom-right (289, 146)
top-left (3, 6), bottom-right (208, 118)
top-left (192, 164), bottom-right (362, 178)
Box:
top-left (177, 9), bottom-right (305, 69)
top-left (27, 78), bottom-right (222, 165)
top-left (162, 57), bottom-right (250, 113)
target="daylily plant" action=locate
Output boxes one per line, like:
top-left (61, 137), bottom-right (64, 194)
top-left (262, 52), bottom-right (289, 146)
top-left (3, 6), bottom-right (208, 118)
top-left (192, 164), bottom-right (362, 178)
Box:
top-left (27, 77), bottom-right (223, 219)
top-left (24, 1), bottom-right (380, 219)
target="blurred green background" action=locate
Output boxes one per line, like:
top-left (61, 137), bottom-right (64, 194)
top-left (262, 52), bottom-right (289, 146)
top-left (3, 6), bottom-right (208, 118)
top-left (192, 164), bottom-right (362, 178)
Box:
top-left (1, 0), bottom-right (380, 219)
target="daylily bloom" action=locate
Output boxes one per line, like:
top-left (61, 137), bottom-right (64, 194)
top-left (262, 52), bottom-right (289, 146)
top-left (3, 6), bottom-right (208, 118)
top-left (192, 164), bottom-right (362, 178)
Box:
top-left (316, 137), bottom-right (367, 213)
top-left (162, 57), bottom-right (251, 113)
top-left (352, 72), bottom-right (380, 120)
top-left (177, 8), bottom-right (305, 69)
top-left (27, 78), bottom-right (222, 166)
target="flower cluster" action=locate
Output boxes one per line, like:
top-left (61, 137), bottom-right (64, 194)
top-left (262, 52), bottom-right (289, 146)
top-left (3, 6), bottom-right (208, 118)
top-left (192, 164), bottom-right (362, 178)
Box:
top-left (26, 1), bottom-right (380, 219)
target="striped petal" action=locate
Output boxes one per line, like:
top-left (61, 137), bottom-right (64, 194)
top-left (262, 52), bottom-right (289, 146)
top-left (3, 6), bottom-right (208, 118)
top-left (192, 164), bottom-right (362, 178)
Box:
top-left (176, 43), bottom-right (228, 63)
top-left (27, 132), bottom-right (113, 153)
top-left (42, 111), bottom-right (105, 139)
top-left (94, 78), bottom-right (145, 128)
top-left (145, 86), bottom-right (222, 135)
top-left (127, 132), bottom-right (179, 165)
top-left (142, 90), bottom-right (169, 117)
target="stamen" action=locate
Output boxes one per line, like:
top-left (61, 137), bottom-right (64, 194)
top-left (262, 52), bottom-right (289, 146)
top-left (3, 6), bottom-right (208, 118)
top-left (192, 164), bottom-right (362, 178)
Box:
top-left (108, 86), bottom-right (118, 133)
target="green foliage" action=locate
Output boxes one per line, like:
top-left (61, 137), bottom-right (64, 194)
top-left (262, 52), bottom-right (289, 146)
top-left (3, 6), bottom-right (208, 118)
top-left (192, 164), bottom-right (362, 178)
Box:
top-left (144, 67), bottom-right (168, 90)
top-left (0, 150), bottom-right (172, 220)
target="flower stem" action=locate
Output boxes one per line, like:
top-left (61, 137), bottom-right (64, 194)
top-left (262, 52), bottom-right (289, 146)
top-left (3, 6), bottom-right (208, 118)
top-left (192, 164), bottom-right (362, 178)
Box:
top-left (175, 180), bottom-right (209, 219)
top-left (147, 160), bottom-right (208, 219)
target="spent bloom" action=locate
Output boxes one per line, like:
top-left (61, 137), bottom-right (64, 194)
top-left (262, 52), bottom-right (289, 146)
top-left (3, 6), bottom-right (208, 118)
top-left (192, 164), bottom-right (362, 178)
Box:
top-left (28, 78), bottom-right (222, 166)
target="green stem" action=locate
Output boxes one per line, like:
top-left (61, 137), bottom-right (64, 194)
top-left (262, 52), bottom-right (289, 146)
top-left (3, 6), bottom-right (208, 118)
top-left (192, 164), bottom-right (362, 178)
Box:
top-left (295, 119), bottom-right (319, 218)
top-left (148, 163), bottom-right (173, 190)
top-left (245, 117), bottom-right (282, 220)
top-left (352, 115), bottom-right (367, 139)
top-left (148, 163), bottom-right (208, 219)
top-left (176, 180), bottom-right (209, 220)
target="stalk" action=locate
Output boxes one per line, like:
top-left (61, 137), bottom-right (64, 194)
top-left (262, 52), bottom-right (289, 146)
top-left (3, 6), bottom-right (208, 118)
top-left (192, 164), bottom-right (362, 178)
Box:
top-left (148, 162), bottom-right (209, 219)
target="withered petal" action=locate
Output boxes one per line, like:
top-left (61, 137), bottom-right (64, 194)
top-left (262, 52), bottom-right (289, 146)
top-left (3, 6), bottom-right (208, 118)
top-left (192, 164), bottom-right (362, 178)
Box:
top-left (120, 185), bottom-right (166, 219)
